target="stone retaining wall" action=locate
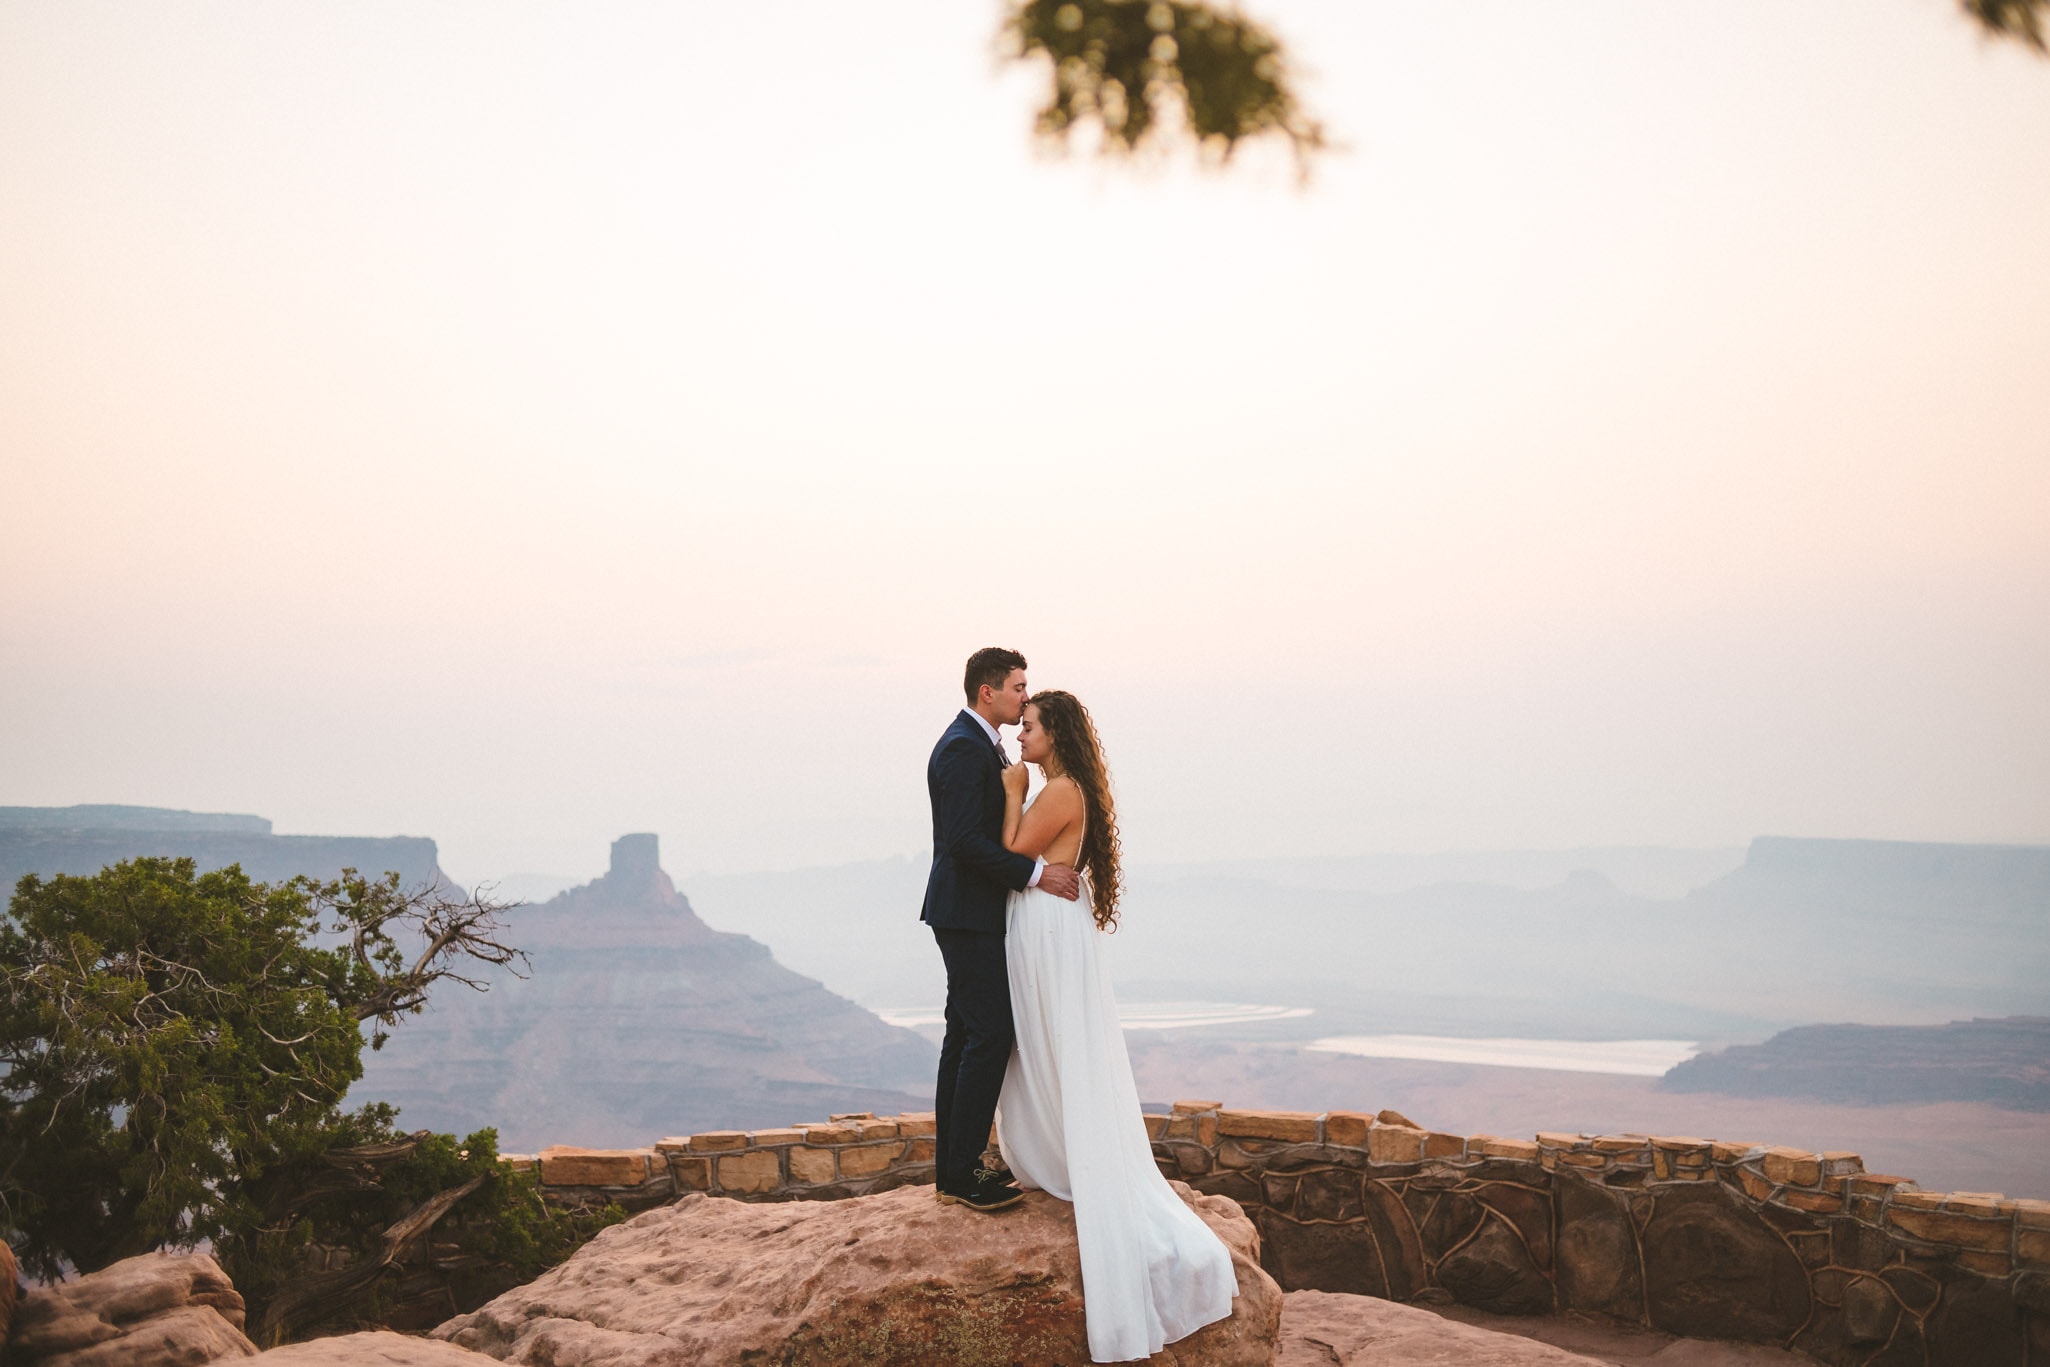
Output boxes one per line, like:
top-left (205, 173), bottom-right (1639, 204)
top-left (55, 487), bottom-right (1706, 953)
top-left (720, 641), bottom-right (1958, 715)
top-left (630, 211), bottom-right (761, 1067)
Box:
top-left (501, 1110), bottom-right (937, 1211)
top-left (509, 1103), bottom-right (2048, 1366)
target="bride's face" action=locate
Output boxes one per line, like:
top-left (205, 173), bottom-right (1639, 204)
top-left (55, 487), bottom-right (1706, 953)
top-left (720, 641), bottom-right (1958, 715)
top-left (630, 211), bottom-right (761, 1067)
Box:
top-left (1017, 704), bottom-right (1055, 767)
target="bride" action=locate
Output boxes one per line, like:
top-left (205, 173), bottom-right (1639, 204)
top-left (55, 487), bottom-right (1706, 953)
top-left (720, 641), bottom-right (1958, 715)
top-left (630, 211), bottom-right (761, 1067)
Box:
top-left (995, 690), bottom-right (1238, 1363)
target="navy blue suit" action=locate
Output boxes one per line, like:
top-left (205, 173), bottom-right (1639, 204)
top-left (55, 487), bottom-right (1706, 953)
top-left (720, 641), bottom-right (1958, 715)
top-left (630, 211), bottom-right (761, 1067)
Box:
top-left (921, 710), bottom-right (1036, 1191)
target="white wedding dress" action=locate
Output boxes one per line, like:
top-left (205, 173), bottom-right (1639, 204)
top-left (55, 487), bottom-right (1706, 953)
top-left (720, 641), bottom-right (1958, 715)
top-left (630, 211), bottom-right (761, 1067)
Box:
top-left (996, 793), bottom-right (1237, 1364)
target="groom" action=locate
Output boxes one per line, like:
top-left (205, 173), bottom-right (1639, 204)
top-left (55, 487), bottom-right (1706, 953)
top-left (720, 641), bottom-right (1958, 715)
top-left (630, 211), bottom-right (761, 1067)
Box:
top-left (922, 646), bottom-right (1081, 1212)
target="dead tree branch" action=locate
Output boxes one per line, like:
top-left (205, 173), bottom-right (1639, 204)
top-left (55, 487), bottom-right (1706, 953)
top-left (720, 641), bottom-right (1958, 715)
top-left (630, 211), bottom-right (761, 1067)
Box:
top-left (255, 1171), bottom-right (487, 1344)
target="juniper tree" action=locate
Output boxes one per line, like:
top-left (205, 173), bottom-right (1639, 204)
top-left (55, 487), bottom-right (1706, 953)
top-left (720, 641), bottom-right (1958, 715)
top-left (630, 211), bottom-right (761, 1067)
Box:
top-left (0, 857), bottom-right (523, 1277)
top-left (1964, 0), bottom-right (2047, 50)
top-left (1000, 0), bottom-right (2042, 175)
top-left (1005, 0), bottom-right (1325, 169)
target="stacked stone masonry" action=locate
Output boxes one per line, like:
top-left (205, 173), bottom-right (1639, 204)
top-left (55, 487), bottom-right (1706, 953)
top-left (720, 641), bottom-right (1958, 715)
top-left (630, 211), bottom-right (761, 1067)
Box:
top-left (506, 1111), bottom-right (938, 1210)
top-left (510, 1104), bottom-right (2050, 1367)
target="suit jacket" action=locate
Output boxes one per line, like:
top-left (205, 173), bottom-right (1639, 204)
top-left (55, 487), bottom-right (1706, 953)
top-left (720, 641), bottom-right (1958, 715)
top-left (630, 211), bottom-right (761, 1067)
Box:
top-left (920, 710), bottom-right (1037, 933)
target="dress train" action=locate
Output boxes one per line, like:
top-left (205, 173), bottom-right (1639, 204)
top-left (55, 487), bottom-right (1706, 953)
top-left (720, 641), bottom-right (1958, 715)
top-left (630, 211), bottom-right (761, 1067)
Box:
top-left (997, 873), bottom-right (1237, 1362)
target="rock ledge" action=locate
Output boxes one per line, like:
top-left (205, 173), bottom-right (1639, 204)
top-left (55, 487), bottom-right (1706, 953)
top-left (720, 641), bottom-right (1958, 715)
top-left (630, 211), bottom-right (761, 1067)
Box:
top-left (10, 1252), bottom-right (256, 1367)
top-left (434, 1182), bottom-right (1282, 1366)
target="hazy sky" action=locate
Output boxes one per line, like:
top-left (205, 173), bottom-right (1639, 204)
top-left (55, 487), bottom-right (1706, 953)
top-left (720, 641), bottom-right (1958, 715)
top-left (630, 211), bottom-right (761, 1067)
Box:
top-left (3, 0), bottom-right (2046, 883)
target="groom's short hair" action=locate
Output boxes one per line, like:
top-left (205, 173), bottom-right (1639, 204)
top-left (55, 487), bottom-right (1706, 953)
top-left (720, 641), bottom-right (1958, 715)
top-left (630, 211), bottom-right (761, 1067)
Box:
top-left (963, 647), bottom-right (1027, 704)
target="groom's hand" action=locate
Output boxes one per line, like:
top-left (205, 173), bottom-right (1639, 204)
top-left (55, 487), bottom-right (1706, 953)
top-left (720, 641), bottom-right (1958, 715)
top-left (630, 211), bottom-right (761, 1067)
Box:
top-left (1039, 864), bottom-right (1081, 901)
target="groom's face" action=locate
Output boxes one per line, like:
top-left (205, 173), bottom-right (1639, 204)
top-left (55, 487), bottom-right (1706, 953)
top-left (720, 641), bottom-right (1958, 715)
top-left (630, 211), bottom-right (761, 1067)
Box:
top-left (984, 669), bottom-right (1029, 726)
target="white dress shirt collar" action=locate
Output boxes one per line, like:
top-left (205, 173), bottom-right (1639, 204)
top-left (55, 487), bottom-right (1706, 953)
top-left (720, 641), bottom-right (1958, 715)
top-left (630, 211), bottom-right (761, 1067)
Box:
top-left (961, 707), bottom-right (1042, 887)
top-left (961, 707), bottom-right (1002, 748)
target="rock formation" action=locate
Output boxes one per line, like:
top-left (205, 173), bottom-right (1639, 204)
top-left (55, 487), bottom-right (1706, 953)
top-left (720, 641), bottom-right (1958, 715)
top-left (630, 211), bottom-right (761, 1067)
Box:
top-left (240, 1293), bottom-right (1684, 1367)
top-left (2, 1239), bottom-right (18, 1345)
top-left (0, 805), bottom-right (274, 833)
top-left (512, 1099), bottom-right (2049, 1364)
top-left (249, 1333), bottom-right (489, 1367)
top-left (232, 1270), bottom-right (1792, 1367)
top-left (434, 1180), bottom-right (1282, 1366)
top-left (1663, 1015), bottom-right (2050, 1109)
top-left (0, 805), bottom-right (444, 894)
top-left (1093, 835), bottom-right (2050, 1037)
top-left (352, 834), bottom-right (936, 1149)
top-left (9, 1174), bottom-right (2005, 1367)
top-left (1276, 1289), bottom-right (1606, 1364)
top-left (8, 1252), bottom-right (256, 1367)
top-left (1667, 837), bottom-right (2050, 1025)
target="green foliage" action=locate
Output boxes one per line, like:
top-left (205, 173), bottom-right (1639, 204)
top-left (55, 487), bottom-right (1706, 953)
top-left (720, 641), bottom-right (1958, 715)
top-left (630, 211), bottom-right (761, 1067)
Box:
top-left (0, 858), bottom-right (376, 1274)
top-left (1001, 0), bottom-right (2041, 176)
top-left (295, 1127), bottom-right (622, 1286)
top-left (1963, 0), bottom-right (2047, 51)
top-left (1005, 0), bottom-right (1323, 167)
top-left (0, 857), bottom-right (602, 1337)
top-left (220, 1121), bottom-right (625, 1340)
top-left (0, 856), bottom-right (523, 1279)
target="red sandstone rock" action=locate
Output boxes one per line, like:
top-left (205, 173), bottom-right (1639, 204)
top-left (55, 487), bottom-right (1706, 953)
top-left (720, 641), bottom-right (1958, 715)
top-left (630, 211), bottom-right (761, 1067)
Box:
top-left (535, 1147), bottom-right (651, 1186)
top-left (435, 1182), bottom-right (1281, 1366)
top-left (9, 1253), bottom-right (255, 1367)
top-left (1217, 1109), bottom-right (1319, 1143)
top-left (2, 1239), bottom-right (18, 1346)
top-left (254, 1332), bottom-right (494, 1366)
top-left (1277, 1291), bottom-right (1605, 1364)
top-left (1323, 1112), bottom-right (1371, 1146)
top-left (1366, 1124), bottom-right (1425, 1163)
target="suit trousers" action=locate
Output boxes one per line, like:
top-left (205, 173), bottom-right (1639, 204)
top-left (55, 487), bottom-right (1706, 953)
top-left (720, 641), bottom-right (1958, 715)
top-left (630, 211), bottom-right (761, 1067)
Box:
top-left (931, 925), bottom-right (1015, 1192)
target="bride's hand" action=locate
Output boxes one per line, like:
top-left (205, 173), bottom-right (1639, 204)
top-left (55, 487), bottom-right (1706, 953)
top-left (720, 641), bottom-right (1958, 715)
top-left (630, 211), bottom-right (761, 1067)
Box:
top-left (1001, 761), bottom-right (1030, 797)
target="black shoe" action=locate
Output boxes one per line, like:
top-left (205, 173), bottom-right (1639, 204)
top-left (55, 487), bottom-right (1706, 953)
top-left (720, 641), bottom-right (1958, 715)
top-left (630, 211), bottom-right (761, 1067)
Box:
top-left (938, 1170), bottom-right (1024, 1212)
top-left (950, 1179), bottom-right (1026, 1212)
top-left (936, 1166), bottom-right (1016, 1200)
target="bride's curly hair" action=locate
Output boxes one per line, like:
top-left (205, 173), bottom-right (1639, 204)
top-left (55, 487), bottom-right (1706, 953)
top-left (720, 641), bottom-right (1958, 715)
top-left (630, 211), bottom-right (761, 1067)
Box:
top-left (1028, 689), bottom-right (1124, 932)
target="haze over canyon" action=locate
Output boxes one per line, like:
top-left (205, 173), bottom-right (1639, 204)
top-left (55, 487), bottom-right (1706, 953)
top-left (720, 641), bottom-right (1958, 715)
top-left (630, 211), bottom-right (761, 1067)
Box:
top-left (5, 803), bottom-right (2044, 1194)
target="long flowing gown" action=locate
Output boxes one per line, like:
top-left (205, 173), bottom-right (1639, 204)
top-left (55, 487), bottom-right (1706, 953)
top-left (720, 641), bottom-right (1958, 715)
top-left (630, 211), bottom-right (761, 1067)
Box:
top-left (996, 795), bottom-right (1237, 1363)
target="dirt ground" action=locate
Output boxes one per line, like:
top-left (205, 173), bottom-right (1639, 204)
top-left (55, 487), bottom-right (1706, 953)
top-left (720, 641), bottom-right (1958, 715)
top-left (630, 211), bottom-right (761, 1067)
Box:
top-left (1126, 1037), bottom-right (2050, 1198)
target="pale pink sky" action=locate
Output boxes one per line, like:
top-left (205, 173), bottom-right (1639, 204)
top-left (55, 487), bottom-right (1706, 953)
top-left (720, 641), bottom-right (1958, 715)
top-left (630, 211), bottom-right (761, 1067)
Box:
top-left (2, 0), bottom-right (2046, 881)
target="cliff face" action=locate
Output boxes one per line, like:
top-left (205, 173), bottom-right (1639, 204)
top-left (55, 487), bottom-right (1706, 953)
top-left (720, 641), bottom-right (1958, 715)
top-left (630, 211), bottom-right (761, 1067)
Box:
top-left (0, 805), bottom-right (443, 892)
top-left (0, 804), bottom-right (272, 833)
top-left (1704, 837), bottom-right (2050, 926)
top-left (351, 835), bottom-right (936, 1150)
top-left (1665, 837), bottom-right (2050, 1023)
top-left (1662, 1016), bottom-right (2050, 1109)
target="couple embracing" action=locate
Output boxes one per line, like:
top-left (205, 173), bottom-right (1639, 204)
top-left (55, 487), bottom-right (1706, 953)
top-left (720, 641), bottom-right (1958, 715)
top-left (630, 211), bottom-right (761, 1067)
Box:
top-left (920, 647), bottom-right (1238, 1363)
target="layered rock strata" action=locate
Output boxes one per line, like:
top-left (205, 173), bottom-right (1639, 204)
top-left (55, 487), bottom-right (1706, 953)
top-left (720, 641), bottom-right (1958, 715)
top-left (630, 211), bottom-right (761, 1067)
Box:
top-left (8, 1252), bottom-right (257, 1367)
top-left (1663, 1015), bottom-right (2050, 1109)
top-left (0, 805), bottom-right (442, 893)
top-left (352, 834), bottom-right (934, 1148)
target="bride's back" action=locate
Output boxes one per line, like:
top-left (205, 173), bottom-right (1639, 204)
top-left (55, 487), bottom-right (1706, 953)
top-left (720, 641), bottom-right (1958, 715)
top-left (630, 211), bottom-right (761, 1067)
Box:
top-left (1031, 776), bottom-right (1087, 871)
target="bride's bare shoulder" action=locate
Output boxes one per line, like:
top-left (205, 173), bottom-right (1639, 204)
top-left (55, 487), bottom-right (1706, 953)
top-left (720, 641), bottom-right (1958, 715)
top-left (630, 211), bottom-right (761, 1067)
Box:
top-left (1040, 775), bottom-right (1085, 812)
